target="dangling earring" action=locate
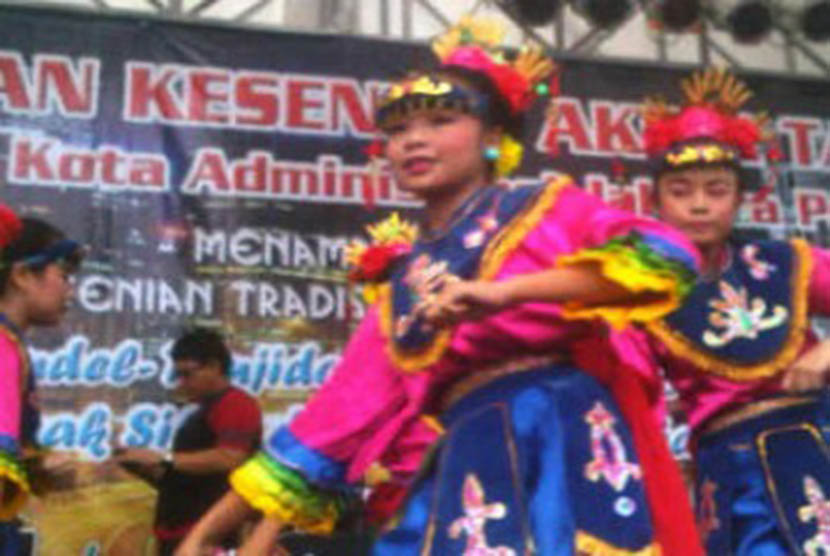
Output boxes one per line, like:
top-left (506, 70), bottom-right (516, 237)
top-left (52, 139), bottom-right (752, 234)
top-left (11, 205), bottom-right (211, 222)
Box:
top-left (483, 145), bottom-right (500, 160)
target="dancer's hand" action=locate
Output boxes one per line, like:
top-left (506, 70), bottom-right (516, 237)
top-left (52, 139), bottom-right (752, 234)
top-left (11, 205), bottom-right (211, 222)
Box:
top-left (782, 340), bottom-right (830, 392)
top-left (417, 280), bottom-right (510, 327)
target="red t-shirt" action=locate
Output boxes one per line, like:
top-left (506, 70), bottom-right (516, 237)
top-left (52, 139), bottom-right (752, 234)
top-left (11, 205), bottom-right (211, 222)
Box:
top-left (154, 386), bottom-right (262, 540)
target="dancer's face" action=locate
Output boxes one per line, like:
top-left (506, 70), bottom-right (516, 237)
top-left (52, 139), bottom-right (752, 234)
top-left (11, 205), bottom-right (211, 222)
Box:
top-left (655, 166), bottom-right (741, 249)
top-left (10, 261), bottom-right (75, 326)
top-left (383, 109), bottom-right (494, 199)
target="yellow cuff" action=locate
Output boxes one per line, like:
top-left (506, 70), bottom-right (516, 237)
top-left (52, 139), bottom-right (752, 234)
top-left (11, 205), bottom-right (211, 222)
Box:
top-left (230, 453), bottom-right (340, 534)
top-left (556, 248), bottom-right (683, 330)
top-left (0, 453), bottom-right (30, 521)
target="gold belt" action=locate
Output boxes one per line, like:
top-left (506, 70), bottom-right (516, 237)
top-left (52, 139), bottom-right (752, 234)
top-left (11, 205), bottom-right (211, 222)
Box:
top-left (439, 354), bottom-right (566, 412)
top-left (700, 395), bottom-right (817, 438)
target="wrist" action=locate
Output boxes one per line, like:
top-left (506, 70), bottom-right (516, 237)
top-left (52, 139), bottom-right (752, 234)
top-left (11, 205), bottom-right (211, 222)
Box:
top-left (496, 279), bottom-right (520, 308)
top-left (161, 451), bottom-right (175, 472)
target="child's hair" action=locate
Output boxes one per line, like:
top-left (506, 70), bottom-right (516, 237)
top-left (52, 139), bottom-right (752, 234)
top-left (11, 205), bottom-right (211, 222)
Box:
top-left (171, 328), bottom-right (232, 376)
top-left (437, 65), bottom-right (526, 140)
top-left (0, 215), bottom-right (68, 295)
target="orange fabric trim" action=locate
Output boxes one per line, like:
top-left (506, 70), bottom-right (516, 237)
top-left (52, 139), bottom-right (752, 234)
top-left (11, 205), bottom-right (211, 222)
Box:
top-left (575, 530), bottom-right (662, 555)
top-left (478, 176), bottom-right (571, 281)
top-left (419, 415), bottom-right (445, 436)
top-left (646, 238), bottom-right (813, 381)
top-left (379, 283), bottom-right (454, 373)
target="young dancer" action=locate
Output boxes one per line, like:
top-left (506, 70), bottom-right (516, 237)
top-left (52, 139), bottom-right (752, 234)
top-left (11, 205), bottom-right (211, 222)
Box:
top-left (639, 68), bottom-right (830, 554)
top-left (0, 204), bottom-right (83, 553)
top-left (178, 17), bottom-right (703, 556)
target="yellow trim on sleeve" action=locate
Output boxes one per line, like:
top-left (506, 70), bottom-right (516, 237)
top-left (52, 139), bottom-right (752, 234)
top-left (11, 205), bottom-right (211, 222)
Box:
top-left (0, 457), bottom-right (30, 521)
top-left (555, 248), bottom-right (683, 330)
top-left (229, 456), bottom-right (339, 535)
top-left (646, 238), bottom-right (813, 381)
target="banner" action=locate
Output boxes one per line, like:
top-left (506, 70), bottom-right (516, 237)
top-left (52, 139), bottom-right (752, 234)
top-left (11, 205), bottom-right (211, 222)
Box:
top-left (0, 5), bottom-right (828, 554)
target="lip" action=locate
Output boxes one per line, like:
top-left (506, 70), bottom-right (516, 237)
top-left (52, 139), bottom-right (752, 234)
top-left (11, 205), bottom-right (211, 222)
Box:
top-left (402, 156), bottom-right (435, 176)
top-left (686, 222), bottom-right (715, 232)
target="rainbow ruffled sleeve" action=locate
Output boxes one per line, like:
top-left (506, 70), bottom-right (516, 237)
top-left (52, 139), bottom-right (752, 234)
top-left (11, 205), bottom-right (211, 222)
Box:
top-left (229, 305), bottom-right (441, 532)
top-left (0, 438), bottom-right (28, 521)
top-left (553, 187), bottom-right (699, 329)
top-left (230, 440), bottom-right (348, 534)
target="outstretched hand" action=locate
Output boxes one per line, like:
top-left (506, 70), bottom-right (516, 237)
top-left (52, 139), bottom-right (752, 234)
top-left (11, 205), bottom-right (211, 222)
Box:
top-left (415, 279), bottom-right (511, 327)
top-left (781, 340), bottom-right (830, 392)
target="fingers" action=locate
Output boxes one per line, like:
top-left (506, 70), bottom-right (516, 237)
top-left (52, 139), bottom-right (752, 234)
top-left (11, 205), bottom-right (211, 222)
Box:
top-left (417, 300), bottom-right (470, 327)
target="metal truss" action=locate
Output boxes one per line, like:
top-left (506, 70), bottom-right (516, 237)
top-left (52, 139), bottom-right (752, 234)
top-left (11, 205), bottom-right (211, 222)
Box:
top-left (4, 0), bottom-right (830, 77)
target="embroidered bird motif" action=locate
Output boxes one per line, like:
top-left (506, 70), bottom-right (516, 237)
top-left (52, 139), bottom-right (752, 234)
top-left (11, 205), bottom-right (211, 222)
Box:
top-left (702, 280), bottom-right (787, 348)
top-left (741, 244), bottom-right (777, 281)
top-left (697, 478), bottom-right (721, 543)
top-left (583, 402), bottom-right (642, 492)
top-left (447, 474), bottom-right (516, 556)
top-left (799, 476), bottom-right (830, 555)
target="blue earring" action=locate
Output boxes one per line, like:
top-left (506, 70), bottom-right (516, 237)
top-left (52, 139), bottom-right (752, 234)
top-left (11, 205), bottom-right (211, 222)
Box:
top-left (484, 146), bottom-right (500, 160)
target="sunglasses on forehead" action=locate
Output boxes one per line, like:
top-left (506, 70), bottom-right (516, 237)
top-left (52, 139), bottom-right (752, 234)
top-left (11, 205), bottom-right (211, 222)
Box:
top-left (20, 239), bottom-right (87, 273)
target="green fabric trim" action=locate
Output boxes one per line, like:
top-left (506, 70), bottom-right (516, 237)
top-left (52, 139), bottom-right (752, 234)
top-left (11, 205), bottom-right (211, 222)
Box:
top-left (251, 452), bottom-right (348, 519)
top-left (589, 232), bottom-right (697, 297)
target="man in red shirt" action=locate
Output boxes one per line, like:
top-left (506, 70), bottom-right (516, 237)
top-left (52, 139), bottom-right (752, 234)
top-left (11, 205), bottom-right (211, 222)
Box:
top-left (116, 328), bottom-right (262, 555)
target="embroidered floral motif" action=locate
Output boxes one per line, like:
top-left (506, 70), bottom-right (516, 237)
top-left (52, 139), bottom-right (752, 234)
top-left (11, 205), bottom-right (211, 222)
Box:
top-left (798, 476), bottom-right (830, 555)
top-left (702, 280), bottom-right (788, 348)
top-left (697, 478), bottom-right (720, 543)
top-left (741, 244), bottom-right (777, 280)
top-left (405, 254), bottom-right (451, 297)
top-left (447, 474), bottom-right (516, 556)
top-left (583, 402), bottom-right (642, 492)
top-left (463, 213), bottom-right (499, 249)
top-left (392, 254), bottom-right (456, 338)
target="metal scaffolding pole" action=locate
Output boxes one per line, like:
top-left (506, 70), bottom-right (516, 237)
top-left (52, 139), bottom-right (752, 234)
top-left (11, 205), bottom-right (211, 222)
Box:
top-left (2, 0), bottom-right (828, 77)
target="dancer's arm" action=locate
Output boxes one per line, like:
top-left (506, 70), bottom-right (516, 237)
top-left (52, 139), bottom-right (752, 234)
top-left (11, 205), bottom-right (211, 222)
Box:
top-left (419, 264), bottom-right (657, 326)
top-left (238, 517), bottom-right (288, 556)
top-left (781, 244), bottom-right (830, 392)
top-left (175, 491), bottom-right (259, 556)
top-left (781, 340), bottom-right (830, 392)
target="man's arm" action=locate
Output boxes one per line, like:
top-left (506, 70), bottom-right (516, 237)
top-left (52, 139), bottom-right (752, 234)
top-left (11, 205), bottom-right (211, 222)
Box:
top-left (114, 446), bottom-right (248, 476)
top-left (115, 456), bottom-right (163, 488)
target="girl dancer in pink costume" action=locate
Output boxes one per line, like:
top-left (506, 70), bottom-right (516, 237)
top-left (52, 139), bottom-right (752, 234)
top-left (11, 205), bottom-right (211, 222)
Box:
top-left (179, 17), bottom-right (704, 556)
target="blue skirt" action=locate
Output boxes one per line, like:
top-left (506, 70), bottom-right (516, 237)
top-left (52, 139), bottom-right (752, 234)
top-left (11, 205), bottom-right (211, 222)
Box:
top-left (696, 392), bottom-right (830, 555)
top-left (373, 365), bottom-right (657, 555)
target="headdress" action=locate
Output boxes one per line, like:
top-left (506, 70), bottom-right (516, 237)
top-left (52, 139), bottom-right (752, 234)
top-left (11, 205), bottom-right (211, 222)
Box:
top-left (374, 16), bottom-right (558, 177)
top-left (0, 205), bottom-right (84, 271)
top-left (0, 204), bottom-right (22, 250)
top-left (642, 68), bottom-right (776, 172)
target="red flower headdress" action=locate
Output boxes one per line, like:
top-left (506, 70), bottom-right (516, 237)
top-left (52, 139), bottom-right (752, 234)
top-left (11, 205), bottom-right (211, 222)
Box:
top-left (643, 68), bottom-right (776, 168)
top-left (430, 16), bottom-right (556, 115)
top-left (0, 204), bottom-right (22, 250)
